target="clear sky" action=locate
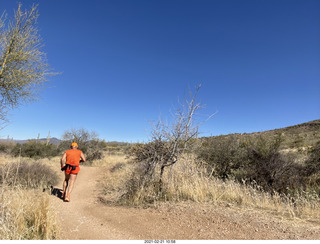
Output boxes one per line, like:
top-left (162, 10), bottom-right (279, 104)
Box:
top-left (1, 0), bottom-right (319, 142)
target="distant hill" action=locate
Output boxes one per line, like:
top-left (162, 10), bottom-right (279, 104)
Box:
top-left (1, 120), bottom-right (319, 148)
top-left (201, 119), bottom-right (320, 149)
top-left (256, 119), bottom-right (320, 135)
top-left (0, 137), bottom-right (131, 146)
top-left (0, 137), bottom-right (61, 145)
top-left (251, 119), bottom-right (320, 148)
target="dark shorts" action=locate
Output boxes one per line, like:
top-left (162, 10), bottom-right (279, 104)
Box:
top-left (65, 165), bottom-right (80, 175)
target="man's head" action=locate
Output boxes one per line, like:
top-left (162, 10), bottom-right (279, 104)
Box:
top-left (71, 142), bottom-right (78, 149)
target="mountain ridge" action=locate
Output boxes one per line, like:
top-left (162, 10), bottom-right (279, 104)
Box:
top-left (1, 119), bottom-right (319, 146)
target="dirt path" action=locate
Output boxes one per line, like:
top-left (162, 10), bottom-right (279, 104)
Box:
top-left (50, 166), bottom-right (320, 240)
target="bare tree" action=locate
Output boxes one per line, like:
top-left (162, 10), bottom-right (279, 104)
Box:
top-left (61, 128), bottom-right (105, 161)
top-left (0, 3), bottom-right (55, 124)
top-left (61, 128), bottom-right (98, 146)
top-left (129, 85), bottom-right (213, 193)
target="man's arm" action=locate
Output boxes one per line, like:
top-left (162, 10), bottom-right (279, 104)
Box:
top-left (61, 152), bottom-right (66, 168)
top-left (80, 152), bottom-right (86, 162)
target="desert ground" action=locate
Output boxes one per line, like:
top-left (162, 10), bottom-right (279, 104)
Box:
top-left (50, 165), bottom-right (320, 240)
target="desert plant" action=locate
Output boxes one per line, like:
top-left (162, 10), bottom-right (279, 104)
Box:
top-left (0, 160), bottom-right (58, 189)
top-left (0, 188), bottom-right (59, 239)
top-left (0, 3), bottom-right (57, 125)
top-left (0, 141), bottom-right (15, 154)
top-left (105, 141), bottom-right (131, 155)
top-left (11, 140), bottom-right (60, 159)
top-left (126, 85), bottom-right (213, 201)
top-left (303, 141), bottom-right (320, 193)
top-left (0, 156), bottom-right (60, 239)
top-left (243, 134), bottom-right (311, 194)
top-left (59, 128), bottom-right (106, 162)
top-left (197, 134), bottom-right (247, 180)
top-left (102, 153), bottom-right (320, 223)
top-left (197, 133), bottom-right (316, 194)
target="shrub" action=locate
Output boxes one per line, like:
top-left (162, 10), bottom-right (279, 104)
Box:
top-left (0, 188), bottom-right (60, 239)
top-left (242, 134), bottom-right (317, 194)
top-left (0, 160), bottom-right (58, 189)
top-left (304, 141), bottom-right (320, 193)
top-left (83, 139), bottom-right (106, 162)
top-left (0, 142), bottom-right (15, 154)
top-left (11, 141), bottom-right (60, 159)
top-left (58, 139), bottom-right (106, 162)
top-left (59, 128), bottom-right (107, 162)
top-left (197, 135), bottom-right (247, 179)
top-left (104, 154), bottom-right (320, 223)
top-left (197, 134), bottom-right (316, 194)
top-left (0, 156), bottom-right (60, 239)
top-left (120, 159), bottom-right (162, 204)
top-left (105, 142), bottom-right (131, 155)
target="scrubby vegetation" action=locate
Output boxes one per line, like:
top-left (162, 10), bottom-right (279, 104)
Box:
top-left (11, 140), bottom-right (60, 159)
top-left (0, 128), bottom-right (130, 240)
top-left (197, 120), bottom-right (320, 195)
top-left (100, 120), bottom-right (320, 223)
top-left (59, 128), bottom-right (109, 162)
top-left (0, 128), bottom-right (119, 162)
top-left (0, 160), bottom-right (58, 189)
top-left (0, 119), bottom-right (319, 237)
top-left (0, 141), bottom-right (15, 154)
top-left (0, 155), bottom-right (60, 239)
top-left (101, 152), bottom-right (320, 222)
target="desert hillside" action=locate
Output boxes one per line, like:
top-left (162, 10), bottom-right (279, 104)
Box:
top-left (1, 120), bottom-right (319, 240)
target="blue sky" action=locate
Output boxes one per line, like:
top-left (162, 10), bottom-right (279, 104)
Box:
top-left (1, 0), bottom-right (319, 142)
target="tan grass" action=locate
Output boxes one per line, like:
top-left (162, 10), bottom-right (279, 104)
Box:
top-left (102, 153), bottom-right (320, 223)
top-left (95, 153), bottom-right (134, 203)
top-left (0, 188), bottom-right (60, 239)
top-left (37, 156), bottom-right (61, 166)
top-left (91, 152), bottom-right (128, 167)
top-left (164, 155), bottom-right (320, 222)
top-left (0, 154), bottom-right (60, 239)
top-left (0, 153), bottom-right (33, 166)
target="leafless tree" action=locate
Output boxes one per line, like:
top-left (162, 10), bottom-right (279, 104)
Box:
top-left (62, 128), bottom-right (99, 146)
top-left (129, 85), bottom-right (214, 193)
top-left (61, 128), bottom-right (105, 161)
top-left (0, 3), bottom-right (55, 125)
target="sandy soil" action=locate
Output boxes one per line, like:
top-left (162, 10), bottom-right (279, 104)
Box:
top-left (50, 166), bottom-right (320, 240)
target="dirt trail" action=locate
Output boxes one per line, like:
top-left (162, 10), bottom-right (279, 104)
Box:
top-left (50, 166), bottom-right (320, 240)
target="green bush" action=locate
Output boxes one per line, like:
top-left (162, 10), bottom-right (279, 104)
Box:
top-left (197, 135), bottom-right (247, 179)
top-left (11, 140), bottom-right (60, 159)
top-left (197, 134), bottom-right (317, 194)
top-left (245, 134), bottom-right (303, 193)
top-left (304, 141), bottom-right (320, 192)
top-left (0, 142), bottom-right (15, 154)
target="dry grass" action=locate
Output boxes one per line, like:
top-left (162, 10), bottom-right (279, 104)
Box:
top-left (0, 161), bottom-right (58, 189)
top-left (0, 154), bottom-right (60, 240)
top-left (0, 188), bottom-right (60, 239)
top-left (92, 153), bottom-right (132, 203)
top-left (102, 153), bottom-right (320, 223)
top-left (91, 152), bottom-right (129, 167)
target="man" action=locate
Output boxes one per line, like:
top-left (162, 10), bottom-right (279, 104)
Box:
top-left (60, 142), bottom-right (86, 202)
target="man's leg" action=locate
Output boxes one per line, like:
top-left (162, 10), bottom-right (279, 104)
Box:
top-left (65, 174), bottom-right (77, 201)
top-left (62, 172), bottom-right (70, 198)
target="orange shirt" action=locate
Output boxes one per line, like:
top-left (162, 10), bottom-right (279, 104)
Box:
top-left (65, 149), bottom-right (82, 166)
